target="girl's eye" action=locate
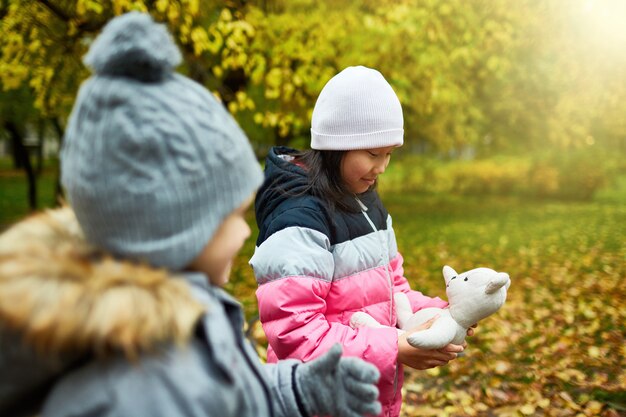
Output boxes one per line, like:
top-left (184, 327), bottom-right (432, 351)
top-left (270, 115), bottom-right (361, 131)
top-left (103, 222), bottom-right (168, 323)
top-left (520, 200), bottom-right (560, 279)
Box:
top-left (368, 151), bottom-right (378, 157)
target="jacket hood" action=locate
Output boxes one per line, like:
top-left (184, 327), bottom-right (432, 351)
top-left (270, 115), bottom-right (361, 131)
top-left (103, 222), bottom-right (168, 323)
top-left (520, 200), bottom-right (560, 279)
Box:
top-left (255, 146), bottom-right (310, 233)
top-left (0, 207), bottom-right (205, 359)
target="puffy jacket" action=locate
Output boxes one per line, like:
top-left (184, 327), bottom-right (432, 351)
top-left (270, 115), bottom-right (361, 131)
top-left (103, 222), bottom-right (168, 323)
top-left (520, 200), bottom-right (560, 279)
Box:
top-left (0, 207), bottom-right (304, 417)
top-left (250, 147), bottom-right (448, 417)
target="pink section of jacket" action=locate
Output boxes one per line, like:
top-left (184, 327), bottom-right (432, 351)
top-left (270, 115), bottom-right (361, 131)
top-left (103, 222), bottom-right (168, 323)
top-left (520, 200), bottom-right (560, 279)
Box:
top-left (257, 252), bottom-right (448, 417)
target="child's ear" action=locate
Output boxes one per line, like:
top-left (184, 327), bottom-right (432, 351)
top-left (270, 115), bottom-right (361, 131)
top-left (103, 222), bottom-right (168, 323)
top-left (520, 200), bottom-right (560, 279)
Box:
top-left (443, 265), bottom-right (458, 285)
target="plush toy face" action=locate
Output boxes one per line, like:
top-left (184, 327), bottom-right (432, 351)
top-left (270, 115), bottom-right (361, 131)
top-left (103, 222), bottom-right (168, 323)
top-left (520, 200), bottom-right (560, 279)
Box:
top-left (443, 265), bottom-right (511, 325)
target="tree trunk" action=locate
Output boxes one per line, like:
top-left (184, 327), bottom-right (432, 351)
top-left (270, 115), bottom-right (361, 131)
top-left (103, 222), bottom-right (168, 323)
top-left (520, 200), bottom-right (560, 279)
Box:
top-left (5, 121), bottom-right (37, 210)
top-left (36, 119), bottom-right (45, 175)
top-left (51, 118), bottom-right (65, 206)
top-left (9, 135), bottom-right (21, 169)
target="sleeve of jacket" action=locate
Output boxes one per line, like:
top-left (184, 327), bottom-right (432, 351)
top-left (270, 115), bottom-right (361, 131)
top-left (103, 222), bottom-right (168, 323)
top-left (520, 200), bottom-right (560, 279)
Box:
top-left (261, 360), bottom-right (307, 417)
top-left (0, 328), bottom-right (79, 417)
top-left (250, 207), bottom-right (399, 387)
top-left (237, 331), bottom-right (306, 417)
top-left (386, 216), bottom-right (448, 311)
top-left (43, 340), bottom-right (259, 417)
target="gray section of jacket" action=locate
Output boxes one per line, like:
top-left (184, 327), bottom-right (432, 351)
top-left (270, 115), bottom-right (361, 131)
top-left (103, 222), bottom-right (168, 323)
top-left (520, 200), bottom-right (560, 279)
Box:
top-left (37, 273), bottom-right (303, 417)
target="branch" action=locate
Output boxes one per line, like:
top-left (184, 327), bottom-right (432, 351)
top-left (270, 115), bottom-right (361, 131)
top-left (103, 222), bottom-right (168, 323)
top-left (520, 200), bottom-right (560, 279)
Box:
top-left (35, 0), bottom-right (106, 33)
top-left (35, 0), bottom-right (108, 37)
top-left (0, 1), bottom-right (9, 20)
top-left (35, 0), bottom-right (72, 22)
top-left (76, 18), bottom-right (107, 33)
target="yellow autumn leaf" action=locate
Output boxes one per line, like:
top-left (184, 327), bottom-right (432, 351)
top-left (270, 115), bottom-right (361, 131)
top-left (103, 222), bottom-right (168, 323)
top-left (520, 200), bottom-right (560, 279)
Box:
top-left (155, 0), bottom-right (168, 13)
top-left (538, 398), bottom-right (551, 408)
top-left (519, 404), bottom-right (536, 415)
top-left (445, 391), bottom-right (457, 401)
top-left (494, 360), bottom-right (511, 374)
top-left (188, 0), bottom-right (199, 16)
top-left (588, 346), bottom-right (601, 358)
top-left (584, 401), bottom-right (603, 415)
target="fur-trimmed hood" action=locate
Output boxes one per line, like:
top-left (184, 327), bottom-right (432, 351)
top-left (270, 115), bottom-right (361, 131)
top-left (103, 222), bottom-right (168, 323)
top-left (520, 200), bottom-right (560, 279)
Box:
top-left (0, 207), bottom-right (205, 359)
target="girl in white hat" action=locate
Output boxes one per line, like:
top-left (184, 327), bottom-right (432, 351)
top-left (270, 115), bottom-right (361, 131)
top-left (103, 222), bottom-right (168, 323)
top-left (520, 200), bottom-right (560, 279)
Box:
top-left (251, 66), bottom-right (470, 417)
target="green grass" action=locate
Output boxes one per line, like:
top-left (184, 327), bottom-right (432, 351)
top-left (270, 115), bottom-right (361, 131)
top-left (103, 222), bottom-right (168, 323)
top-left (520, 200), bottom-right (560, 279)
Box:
top-left (0, 158), bottom-right (59, 229)
top-left (232, 184), bottom-right (626, 415)
top-left (377, 191), bottom-right (625, 415)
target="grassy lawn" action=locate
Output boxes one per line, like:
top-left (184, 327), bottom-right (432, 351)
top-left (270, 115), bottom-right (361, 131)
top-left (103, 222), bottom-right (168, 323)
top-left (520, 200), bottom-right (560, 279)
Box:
top-left (1, 163), bottom-right (624, 416)
top-left (0, 158), bottom-right (58, 229)
top-left (381, 193), bottom-right (625, 417)
top-left (231, 186), bottom-right (626, 416)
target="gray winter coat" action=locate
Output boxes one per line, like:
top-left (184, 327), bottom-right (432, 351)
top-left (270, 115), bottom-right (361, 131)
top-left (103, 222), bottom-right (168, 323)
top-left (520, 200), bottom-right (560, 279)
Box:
top-left (0, 208), bottom-right (303, 417)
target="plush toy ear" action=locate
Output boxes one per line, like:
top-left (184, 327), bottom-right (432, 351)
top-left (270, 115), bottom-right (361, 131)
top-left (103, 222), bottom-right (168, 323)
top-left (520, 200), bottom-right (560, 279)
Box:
top-left (503, 273), bottom-right (511, 290)
top-left (443, 265), bottom-right (458, 285)
top-left (485, 272), bottom-right (510, 294)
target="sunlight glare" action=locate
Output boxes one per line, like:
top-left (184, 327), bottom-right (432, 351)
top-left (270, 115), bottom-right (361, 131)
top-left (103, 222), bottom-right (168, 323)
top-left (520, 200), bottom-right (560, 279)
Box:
top-left (580, 0), bottom-right (626, 53)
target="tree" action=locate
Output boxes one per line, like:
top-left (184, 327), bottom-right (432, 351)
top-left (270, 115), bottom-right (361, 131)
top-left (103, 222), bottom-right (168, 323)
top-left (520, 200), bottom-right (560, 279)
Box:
top-left (1, 0), bottom-right (625, 157)
top-left (0, 87), bottom-right (38, 209)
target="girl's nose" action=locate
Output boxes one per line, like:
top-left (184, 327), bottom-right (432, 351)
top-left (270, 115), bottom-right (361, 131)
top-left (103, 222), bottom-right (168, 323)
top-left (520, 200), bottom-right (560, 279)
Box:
top-left (373, 161), bottom-right (387, 175)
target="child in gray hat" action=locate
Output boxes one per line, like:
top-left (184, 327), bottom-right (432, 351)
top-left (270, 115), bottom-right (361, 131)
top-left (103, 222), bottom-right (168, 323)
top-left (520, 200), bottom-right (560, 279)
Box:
top-left (0, 12), bottom-right (381, 417)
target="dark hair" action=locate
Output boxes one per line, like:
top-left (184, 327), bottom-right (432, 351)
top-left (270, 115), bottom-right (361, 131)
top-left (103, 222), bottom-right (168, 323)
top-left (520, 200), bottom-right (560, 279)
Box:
top-left (293, 149), bottom-right (361, 213)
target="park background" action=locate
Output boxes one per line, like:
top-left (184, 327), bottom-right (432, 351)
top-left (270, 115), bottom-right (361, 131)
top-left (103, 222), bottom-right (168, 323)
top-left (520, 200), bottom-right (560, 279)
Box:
top-left (0, 1), bottom-right (624, 416)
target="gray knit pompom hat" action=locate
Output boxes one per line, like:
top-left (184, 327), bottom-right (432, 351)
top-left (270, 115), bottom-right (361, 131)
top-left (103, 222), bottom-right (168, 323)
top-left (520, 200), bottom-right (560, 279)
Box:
top-left (62, 12), bottom-right (263, 270)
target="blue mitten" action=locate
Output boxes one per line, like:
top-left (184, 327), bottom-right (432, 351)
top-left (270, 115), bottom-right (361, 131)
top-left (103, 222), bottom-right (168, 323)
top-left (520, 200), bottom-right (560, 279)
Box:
top-left (294, 344), bottom-right (381, 417)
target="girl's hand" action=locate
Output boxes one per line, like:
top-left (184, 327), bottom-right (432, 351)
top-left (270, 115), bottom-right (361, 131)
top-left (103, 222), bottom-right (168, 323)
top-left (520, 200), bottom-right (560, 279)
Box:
top-left (466, 323), bottom-right (478, 337)
top-left (397, 316), bottom-right (464, 370)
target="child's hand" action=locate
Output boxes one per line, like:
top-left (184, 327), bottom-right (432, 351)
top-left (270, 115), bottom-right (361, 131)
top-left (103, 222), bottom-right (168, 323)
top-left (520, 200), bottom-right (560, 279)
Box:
top-left (467, 323), bottom-right (478, 337)
top-left (397, 316), bottom-right (464, 370)
top-left (295, 344), bottom-right (382, 417)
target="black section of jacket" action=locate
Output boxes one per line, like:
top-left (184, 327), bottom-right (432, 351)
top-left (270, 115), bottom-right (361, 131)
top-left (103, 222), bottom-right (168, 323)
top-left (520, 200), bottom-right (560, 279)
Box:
top-left (255, 147), bottom-right (389, 246)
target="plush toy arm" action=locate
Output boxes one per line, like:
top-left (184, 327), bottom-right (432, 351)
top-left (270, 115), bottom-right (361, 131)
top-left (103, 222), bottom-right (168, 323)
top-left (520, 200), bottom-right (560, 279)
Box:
top-left (405, 316), bottom-right (458, 350)
top-left (350, 312), bottom-right (405, 337)
top-left (394, 292), bottom-right (413, 329)
top-left (349, 312), bottom-right (383, 329)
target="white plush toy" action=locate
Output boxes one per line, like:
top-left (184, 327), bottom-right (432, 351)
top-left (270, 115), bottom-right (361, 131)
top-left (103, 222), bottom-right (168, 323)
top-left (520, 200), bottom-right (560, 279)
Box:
top-left (350, 265), bottom-right (510, 349)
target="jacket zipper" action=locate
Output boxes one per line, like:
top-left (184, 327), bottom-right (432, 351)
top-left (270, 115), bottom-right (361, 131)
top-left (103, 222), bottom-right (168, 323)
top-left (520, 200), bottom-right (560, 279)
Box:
top-left (355, 196), bottom-right (399, 402)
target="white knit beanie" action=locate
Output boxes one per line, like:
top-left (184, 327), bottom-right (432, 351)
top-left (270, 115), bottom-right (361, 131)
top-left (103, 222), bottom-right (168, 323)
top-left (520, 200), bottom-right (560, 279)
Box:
top-left (310, 66), bottom-right (404, 150)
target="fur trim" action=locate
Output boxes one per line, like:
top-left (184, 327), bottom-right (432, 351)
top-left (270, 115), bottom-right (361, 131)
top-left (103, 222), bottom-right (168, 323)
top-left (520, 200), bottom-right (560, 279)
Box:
top-left (0, 207), bottom-right (205, 359)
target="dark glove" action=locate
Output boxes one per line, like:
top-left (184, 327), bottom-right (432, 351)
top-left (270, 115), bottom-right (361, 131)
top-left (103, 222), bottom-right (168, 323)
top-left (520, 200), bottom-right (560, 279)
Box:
top-left (294, 344), bottom-right (381, 417)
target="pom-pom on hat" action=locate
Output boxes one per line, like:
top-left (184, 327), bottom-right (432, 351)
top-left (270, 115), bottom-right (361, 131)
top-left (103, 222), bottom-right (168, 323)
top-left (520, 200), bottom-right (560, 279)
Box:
top-left (310, 66), bottom-right (404, 150)
top-left (83, 12), bottom-right (181, 82)
top-left (62, 12), bottom-right (263, 271)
